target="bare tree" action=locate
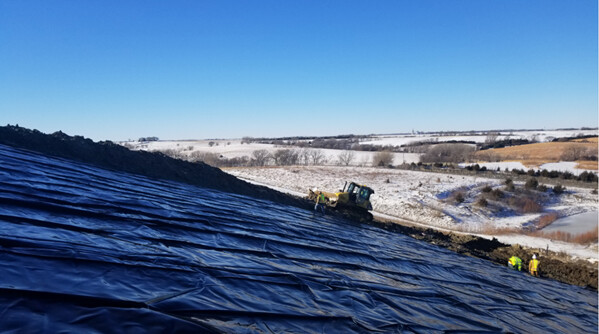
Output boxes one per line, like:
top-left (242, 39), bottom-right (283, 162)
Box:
top-left (272, 149), bottom-right (286, 165)
top-left (484, 132), bottom-right (499, 145)
top-left (241, 136), bottom-right (254, 144)
top-left (337, 150), bottom-right (356, 166)
top-left (561, 146), bottom-right (596, 161)
top-left (477, 151), bottom-right (500, 162)
top-left (372, 151), bottom-right (394, 167)
top-left (251, 149), bottom-right (271, 166)
top-left (272, 149), bottom-right (300, 165)
top-left (159, 148), bottom-right (186, 160)
top-left (420, 144), bottom-right (475, 163)
top-left (298, 148), bottom-right (311, 165)
top-left (307, 149), bottom-right (327, 165)
top-left (285, 149), bottom-right (300, 165)
top-left (189, 152), bottom-right (220, 166)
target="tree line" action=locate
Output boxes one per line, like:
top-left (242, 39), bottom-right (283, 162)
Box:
top-left (154, 147), bottom-right (398, 169)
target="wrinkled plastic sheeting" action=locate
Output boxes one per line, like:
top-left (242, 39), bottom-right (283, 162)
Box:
top-left (0, 144), bottom-right (597, 333)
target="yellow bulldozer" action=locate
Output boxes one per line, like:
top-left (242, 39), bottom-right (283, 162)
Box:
top-left (307, 181), bottom-right (375, 222)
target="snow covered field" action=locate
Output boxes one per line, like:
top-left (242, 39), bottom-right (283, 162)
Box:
top-left (225, 165), bottom-right (598, 262)
top-left (360, 129), bottom-right (599, 146)
top-left (123, 139), bottom-right (422, 166)
top-left (123, 128), bottom-right (598, 173)
top-left (459, 161), bottom-right (597, 175)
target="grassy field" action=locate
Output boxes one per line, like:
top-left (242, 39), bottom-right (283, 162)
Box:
top-left (572, 137), bottom-right (598, 143)
top-left (475, 137), bottom-right (598, 170)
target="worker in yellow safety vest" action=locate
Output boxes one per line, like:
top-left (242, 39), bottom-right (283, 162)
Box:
top-left (313, 189), bottom-right (326, 215)
top-left (529, 254), bottom-right (540, 276)
top-left (508, 256), bottom-right (522, 271)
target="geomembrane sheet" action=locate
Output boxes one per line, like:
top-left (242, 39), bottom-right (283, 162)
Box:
top-left (0, 144), bottom-right (597, 333)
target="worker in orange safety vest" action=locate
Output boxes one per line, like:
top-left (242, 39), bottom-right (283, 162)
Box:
top-left (529, 254), bottom-right (540, 277)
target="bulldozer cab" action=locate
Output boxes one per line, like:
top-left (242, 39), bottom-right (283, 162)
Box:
top-left (344, 182), bottom-right (374, 210)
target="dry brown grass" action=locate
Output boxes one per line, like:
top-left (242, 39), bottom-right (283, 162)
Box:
top-left (465, 223), bottom-right (598, 245)
top-left (507, 196), bottom-right (542, 213)
top-left (536, 213), bottom-right (558, 229)
top-left (474, 138), bottom-right (598, 169)
top-left (572, 226), bottom-right (599, 243)
top-left (576, 160), bottom-right (599, 170)
top-left (572, 137), bottom-right (598, 143)
top-left (531, 226), bottom-right (598, 244)
top-left (476, 225), bottom-right (519, 235)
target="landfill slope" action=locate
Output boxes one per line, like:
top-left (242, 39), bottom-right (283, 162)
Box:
top-left (0, 144), bottom-right (597, 333)
top-left (1, 126), bottom-right (597, 290)
top-left (0, 126), bottom-right (309, 209)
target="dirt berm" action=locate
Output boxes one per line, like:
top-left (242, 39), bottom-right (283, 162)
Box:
top-left (1, 125), bottom-right (596, 290)
top-left (369, 220), bottom-right (597, 290)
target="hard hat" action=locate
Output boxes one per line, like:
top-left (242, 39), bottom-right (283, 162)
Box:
top-left (532, 254), bottom-right (536, 259)
top-left (313, 187), bottom-right (318, 192)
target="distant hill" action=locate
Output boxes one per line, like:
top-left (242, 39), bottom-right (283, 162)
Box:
top-left (474, 137), bottom-right (598, 170)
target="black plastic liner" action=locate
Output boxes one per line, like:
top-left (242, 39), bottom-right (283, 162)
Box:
top-left (0, 144), bottom-right (597, 333)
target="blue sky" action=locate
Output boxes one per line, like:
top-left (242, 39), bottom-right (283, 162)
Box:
top-left (1, 1), bottom-right (597, 141)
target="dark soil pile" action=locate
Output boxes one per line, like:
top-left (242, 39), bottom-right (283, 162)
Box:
top-left (1, 125), bottom-right (596, 290)
top-left (372, 220), bottom-right (598, 290)
top-left (0, 126), bottom-right (310, 210)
